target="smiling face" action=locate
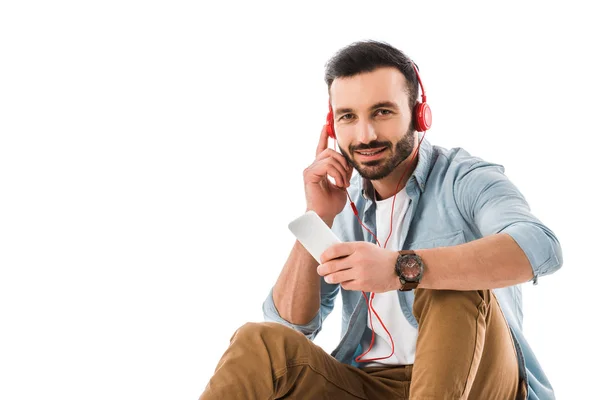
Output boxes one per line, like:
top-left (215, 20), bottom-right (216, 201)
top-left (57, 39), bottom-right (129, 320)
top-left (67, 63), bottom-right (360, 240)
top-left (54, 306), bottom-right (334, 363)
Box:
top-left (330, 67), bottom-right (415, 181)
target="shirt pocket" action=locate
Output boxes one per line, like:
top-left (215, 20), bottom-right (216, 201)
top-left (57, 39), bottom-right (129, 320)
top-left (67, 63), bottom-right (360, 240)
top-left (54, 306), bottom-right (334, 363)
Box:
top-left (404, 229), bottom-right (466, 250)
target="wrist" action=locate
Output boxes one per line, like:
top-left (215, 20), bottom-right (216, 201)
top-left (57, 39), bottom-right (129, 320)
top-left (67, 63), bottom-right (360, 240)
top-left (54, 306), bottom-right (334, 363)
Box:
top-left (305, 208), bottom-right (335, 227)
top-left (389, 250), bottom-right (403, 291)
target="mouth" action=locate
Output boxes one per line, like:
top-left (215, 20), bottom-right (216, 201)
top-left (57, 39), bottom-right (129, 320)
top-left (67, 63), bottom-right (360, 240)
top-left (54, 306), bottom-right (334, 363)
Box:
top-left (355, 147), bottom-right (387, 160)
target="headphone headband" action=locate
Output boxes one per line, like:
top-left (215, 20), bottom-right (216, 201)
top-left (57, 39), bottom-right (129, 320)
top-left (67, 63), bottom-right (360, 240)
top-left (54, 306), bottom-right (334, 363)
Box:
top-left (411, 62), bottom-right (427, 104)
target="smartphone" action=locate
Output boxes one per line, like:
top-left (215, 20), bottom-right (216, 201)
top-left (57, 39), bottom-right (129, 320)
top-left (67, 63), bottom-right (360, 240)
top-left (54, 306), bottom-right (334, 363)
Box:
top-left (288, 210), bottom-right (342, 263)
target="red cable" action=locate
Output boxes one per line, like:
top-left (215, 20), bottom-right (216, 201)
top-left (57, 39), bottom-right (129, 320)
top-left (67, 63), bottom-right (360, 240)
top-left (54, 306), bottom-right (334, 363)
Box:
top-left (331, 67), bottom-right (429, 362)
top-left (336, 132), bottom-right (428, 364)
top-left (383, 132), bottom-right (427, 249)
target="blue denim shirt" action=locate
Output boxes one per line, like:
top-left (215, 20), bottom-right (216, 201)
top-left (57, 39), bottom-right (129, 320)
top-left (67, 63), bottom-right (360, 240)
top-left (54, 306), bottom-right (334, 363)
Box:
top-left (263, 138), bottom-right (563, 400)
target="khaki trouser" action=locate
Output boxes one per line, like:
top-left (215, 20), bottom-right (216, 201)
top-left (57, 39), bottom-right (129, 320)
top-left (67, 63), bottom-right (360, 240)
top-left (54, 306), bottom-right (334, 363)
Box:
top-left (200, 289), bottom-right (528, 399)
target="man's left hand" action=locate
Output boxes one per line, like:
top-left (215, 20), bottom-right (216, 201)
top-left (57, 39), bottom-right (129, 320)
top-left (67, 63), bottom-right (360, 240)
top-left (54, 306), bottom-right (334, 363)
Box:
top-left (317, 242), bottom-right (400, 293)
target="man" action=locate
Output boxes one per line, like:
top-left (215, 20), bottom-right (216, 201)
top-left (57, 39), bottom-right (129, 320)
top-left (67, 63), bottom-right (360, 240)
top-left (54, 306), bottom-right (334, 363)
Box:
top-left (200, 41), bottom-right (562, 399)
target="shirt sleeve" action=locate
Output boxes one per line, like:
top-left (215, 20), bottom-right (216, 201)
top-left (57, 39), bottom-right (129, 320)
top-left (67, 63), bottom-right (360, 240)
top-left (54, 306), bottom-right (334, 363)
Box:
top-left (262, 279), bottom-right (340, 340)
top-left (454, 160), bottom-right (563, 284)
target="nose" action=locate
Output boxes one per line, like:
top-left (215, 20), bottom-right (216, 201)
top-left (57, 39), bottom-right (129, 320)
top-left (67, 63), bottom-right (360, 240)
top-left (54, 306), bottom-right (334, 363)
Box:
top-left (356, 119), bottom-right (377, 144)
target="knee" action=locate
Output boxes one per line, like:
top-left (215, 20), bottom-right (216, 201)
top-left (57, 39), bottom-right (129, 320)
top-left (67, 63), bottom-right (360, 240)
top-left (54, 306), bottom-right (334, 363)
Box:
top-left (230, 322), bottom-right (309, 364)
top-left (413, 289), bottom-right (492, 322)
top-left (233, 321), bottom-right (278, 339)
top-left (231, 322), bottom-right (302, 346)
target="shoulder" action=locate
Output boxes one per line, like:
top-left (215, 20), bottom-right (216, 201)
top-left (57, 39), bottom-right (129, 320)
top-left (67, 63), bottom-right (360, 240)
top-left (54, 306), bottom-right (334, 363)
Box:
top-left (428, 143), bottom-right (506, 184)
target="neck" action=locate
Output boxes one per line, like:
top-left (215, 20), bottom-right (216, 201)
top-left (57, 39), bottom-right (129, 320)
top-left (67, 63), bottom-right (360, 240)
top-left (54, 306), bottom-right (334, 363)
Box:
top-left (371, 136), bottom-right (420, 200)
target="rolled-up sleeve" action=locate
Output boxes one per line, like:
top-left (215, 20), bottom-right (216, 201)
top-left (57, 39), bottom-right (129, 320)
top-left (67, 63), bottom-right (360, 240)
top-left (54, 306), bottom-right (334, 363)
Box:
top-left (262, 275), bottom-right (341, 340)
top-left (454, 160), bottom-right (563, 283)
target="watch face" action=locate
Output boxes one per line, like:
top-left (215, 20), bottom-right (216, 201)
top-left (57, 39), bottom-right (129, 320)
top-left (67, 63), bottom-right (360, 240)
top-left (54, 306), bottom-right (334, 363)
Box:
top-left (401, 255), bottom-right (422, 281)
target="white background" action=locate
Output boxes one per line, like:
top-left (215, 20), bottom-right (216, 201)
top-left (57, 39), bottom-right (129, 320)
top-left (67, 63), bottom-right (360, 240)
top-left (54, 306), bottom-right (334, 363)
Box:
top-left (1, 1), bottom-right (598, 399)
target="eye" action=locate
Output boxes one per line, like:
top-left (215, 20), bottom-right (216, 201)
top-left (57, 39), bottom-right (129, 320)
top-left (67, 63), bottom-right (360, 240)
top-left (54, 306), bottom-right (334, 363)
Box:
top-left (374, 109), bottom-right (393, 116)
top-left (339, 113), bottom-right (355, 121)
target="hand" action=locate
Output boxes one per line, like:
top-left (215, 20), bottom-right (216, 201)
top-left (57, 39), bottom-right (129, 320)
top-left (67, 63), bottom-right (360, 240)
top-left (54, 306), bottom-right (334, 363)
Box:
top-left (304, 125), bottom-right (354, 226)
top-left (316, 242), bottom-right (400, 293)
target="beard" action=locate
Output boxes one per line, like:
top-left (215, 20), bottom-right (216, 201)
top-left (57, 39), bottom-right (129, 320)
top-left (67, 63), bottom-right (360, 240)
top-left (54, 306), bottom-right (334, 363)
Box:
top-left (339, 127), bottom-right (415, 181)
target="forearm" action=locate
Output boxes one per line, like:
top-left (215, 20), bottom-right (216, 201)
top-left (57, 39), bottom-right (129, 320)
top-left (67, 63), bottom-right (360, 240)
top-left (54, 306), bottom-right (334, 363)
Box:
top-left (272, 240), bottom-right (322, 325)
top-left (417, 233), bottom-right (533, 290)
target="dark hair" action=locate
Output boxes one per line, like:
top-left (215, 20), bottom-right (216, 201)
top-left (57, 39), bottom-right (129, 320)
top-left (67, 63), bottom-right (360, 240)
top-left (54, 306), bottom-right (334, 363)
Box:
top-left (324, 40), bottom-right (419, 108)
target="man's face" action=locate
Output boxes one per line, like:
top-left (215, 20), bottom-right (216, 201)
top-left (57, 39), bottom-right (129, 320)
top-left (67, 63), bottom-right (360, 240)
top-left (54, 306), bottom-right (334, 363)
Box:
top-left (330, 67), bottom-right (414, 181)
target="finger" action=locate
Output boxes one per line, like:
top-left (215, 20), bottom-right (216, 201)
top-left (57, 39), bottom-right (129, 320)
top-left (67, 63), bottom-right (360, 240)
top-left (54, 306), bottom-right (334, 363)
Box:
top-left (315, 149), bottom-right (354, 187)
top-left (317, 259), bottom-right (351, 276)
top-left (316, 124), bottom-right (329, 157)
top-left (345, 162), bottom-right (354, 183)
top-left (322, 158), bottom-right (350, 187)
top-left (321, 156), bottom-right (351, 187)
top-left (320, 242), bottom-right (353, 264)
top-left (324, 165), bottom-right (348, 189)
top-left (315, 148), bottom-right (351, 172)
top-left (305, 160), bottom-right (348, 188)
top-left (323, 269), bottom-right (355, 285)
top-left (340, 280), bottom-right (358, 291)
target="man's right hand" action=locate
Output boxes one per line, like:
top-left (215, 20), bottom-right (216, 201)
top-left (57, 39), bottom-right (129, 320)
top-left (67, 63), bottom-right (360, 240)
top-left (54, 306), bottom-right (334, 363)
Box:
top-left (303, 125), bottom-right (354, 226)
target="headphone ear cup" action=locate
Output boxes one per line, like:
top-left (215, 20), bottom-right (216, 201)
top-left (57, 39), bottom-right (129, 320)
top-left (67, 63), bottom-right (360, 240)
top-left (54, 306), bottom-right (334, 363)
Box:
top-left (413, 102), bottom-right (432, 132)
top-left (326, 109), bottom-right (336, 139)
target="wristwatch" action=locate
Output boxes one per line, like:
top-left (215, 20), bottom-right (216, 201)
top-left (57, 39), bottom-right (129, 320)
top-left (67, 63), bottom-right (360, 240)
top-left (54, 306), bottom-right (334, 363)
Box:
top-left (394, 250), bottom-right (425, 291)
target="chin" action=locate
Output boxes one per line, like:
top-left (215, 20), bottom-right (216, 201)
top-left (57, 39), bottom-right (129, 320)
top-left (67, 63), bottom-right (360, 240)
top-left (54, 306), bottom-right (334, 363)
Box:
top-left (356, 168), bottom-right (392, 181)
top-left (354, 161), bottom-right (389, 179)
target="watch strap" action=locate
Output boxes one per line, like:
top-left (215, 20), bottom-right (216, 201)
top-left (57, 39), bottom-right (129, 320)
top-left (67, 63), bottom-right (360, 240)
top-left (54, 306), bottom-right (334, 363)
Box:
top-left (399, 281), bottom-right (419, 291)
top-left (398, 249), bottom-right (416, 256)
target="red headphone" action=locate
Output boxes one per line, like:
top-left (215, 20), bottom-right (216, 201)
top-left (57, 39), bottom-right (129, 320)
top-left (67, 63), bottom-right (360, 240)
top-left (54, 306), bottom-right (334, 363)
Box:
top-left (326, 62), bottom-right (432, 138)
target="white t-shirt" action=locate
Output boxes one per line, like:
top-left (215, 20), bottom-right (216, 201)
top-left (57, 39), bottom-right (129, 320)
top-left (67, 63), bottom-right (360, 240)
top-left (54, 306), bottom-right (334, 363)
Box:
top-left (358, 187), bottom-right (418, 367)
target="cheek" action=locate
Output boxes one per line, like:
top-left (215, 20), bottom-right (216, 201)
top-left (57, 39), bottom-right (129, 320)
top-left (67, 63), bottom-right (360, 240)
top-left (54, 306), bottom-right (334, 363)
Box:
top-left (380, 116), bottom-right (408, 134)
top-left (334, 124), bottom-right (356, 143)
top-left (334, 137), bottom-right (353, 156)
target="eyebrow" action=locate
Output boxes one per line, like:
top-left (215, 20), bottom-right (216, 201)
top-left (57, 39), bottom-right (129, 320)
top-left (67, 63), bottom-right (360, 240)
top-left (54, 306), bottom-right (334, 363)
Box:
top-left (334, 101), bottom-right (400, 116)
